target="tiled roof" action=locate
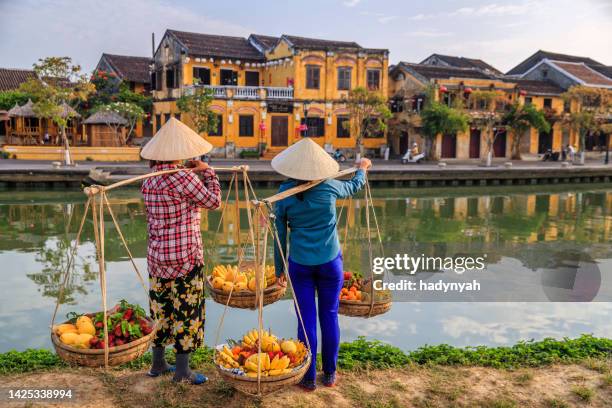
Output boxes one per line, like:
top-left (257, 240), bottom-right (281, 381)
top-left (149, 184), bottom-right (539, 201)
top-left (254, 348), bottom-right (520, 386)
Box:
top-left (423, 54), bottom-right (502, 75)
top-left (249, 34), bottom-right (280, 51)
top-left (397, 62), bottom-right (493, 81)
top-left (167, 30), bottom-right (265, 61)
top-left (0, 68), bottom-right (36, 91)
top-left (551, 61), bottom-right (612, 87)
top-left (590, 65), bottom-right (612, 79)
top-left (282, 35), bottom-right (362, 50)
top-left (506, 50), bottom-right (605, 76)
top-left (512, 79), bottom-right (564, 95)
top-left (100, 54), bottom-right (152, 84)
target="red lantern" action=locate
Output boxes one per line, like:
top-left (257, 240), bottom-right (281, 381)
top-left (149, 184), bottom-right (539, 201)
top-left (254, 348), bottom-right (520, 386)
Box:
top-left (519, 89), bottom-right (527, 96)
top-left (439, 85), bottom-right (448, 93)
top-left (298, 123), bottom-right (308, 131)
top-left (464, 87), bottom-right (473, 94)
top-left (259, 121), bottom-right (266, 131)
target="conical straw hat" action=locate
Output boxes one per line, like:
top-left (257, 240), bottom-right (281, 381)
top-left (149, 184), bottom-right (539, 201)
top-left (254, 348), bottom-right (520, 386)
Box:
top-left (140, 117), bottom-right (213, 161)
top-left (271, 138), bottom-right (340, 181)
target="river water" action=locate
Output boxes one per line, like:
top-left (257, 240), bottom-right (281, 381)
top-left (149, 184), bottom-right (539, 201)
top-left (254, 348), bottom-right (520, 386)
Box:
top-left (0, 185), bottom-right (610, 352)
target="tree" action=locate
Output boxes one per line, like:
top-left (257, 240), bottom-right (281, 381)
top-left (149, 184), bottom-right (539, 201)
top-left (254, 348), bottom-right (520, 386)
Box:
top-left (342, 87), bottom-right (392, 157)
top-left (19, 57), bottom-right (94, 165)
top-left (420, 99), bottom-right (469, 161)
top-left (562, 86), bottom-right (612, 164)
top-left (503, 102), bottom-right (550, 160)
top-left (0, 90), bottom-right (33, 110)
top-left (466, 90), bottom-right (508, 167)
top-left (176, 85), bottom-right (218, 135)
top-left (97, 102), bottom-right (145, 145)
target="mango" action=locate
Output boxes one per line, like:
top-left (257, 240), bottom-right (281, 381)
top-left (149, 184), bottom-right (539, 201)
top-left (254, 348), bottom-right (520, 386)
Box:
top-left (60, 331), bottom-right (79, 345)
top-left (248, 277), bottom-right (256, 291)
top-left (234, 281), bottom-right (247, 291)
top-left (212, 276), bottom-right (225, 289)
top-left (221, 281), bottom-right (234, 293)
top-left (281, 340), bottom-right (297, 354)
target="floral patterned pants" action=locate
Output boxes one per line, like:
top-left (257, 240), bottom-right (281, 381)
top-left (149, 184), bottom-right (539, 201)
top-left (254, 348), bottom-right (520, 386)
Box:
top-left (149, 265), bottom-right (205, 353)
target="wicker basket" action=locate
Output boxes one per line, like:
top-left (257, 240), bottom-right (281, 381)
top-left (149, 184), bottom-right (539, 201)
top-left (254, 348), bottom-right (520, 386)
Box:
top-left (51, 317), bottom-right (156, 367)
top-left (206, 277), bottom-right (286, 309)
top-left (338, 299), bottom-right (392, 318)
top-left (216, 353), bottom-right (311, 395)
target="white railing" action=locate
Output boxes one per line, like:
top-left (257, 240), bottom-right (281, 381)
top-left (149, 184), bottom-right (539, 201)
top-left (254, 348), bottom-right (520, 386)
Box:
top-left (266, 87), bottom-right (293, 99)
top-left (183, 85), bottom-right (293, 100)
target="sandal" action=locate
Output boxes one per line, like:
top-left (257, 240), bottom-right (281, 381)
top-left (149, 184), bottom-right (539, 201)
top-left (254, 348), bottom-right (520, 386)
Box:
top-left (298, 379), bottom-right (317, 392)
top-left (146, 365), bottom-right (176, 377)
top-left (173, 372), bottom-right (208, 385)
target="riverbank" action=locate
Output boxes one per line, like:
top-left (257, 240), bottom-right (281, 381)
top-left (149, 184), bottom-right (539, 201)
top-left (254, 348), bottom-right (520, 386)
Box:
top-left (1, 336), bottom-right (610, 407)
top-left (0, 158), bottom-right (611, 188)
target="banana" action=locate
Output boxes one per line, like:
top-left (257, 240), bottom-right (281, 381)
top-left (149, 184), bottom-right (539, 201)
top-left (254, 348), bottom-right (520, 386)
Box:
top-left (277, 356), bottom-right (290, 370)
top-left (244, 361), bottom-right (259, 372)
top-left (282, 368), bottom-right (292, 374)
top-left (269, 355), bottom-right (279, 370)
top-left (268, 369), bottom-right (283, 376)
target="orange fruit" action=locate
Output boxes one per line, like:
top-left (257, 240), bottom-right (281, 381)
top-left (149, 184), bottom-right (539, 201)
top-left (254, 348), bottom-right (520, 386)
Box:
top-left (347, 293), bottom-right (356, 301)
top-left (341, 288), bottom-right (348, 294)
top-left (349, 286), bottom-right (357, 292)
top-left (356, 291), bottom-right (362, 300)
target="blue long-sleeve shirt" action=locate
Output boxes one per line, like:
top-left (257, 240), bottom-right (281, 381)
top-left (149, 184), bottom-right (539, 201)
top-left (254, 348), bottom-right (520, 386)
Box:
top-left (273, 169), bottom-right (366, 276)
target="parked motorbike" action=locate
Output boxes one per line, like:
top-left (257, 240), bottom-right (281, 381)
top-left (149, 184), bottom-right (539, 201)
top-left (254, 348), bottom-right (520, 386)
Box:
top-left (541, 149), bottom-right (560, 162)
top-left (401, 150), bottom-right (425, 164)
top-left (330, 149), bottom-right (347, 163)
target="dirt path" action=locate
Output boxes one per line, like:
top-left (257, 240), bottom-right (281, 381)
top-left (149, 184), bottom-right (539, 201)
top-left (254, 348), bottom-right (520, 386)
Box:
top-left (2, 363), bottom-right (610, 407)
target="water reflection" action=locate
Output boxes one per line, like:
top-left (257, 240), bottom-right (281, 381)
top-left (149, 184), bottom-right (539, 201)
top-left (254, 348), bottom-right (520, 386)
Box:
top-left (0, 186), bottom-right (610, 351)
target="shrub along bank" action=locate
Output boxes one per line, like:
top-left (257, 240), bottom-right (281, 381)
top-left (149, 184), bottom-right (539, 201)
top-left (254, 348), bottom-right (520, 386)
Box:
top-left (0, 334), bottom-right (610, 375)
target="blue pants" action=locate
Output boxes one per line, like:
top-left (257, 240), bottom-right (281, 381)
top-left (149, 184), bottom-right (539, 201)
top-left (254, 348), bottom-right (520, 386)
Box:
top-left (288, 252), bottom-right (344, 383)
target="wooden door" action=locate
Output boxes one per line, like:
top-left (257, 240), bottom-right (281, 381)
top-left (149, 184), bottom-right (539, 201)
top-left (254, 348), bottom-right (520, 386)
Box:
top-left (494, 130), bottom-right (507, 157)
top-left (271, 116), bottom-right (288, 147)
top-left (399, 131), bottom-right (408, 155)
top-left (538, 130), bottom-right (553, 153)
top-left (441, 133), bottom-right (456, 158)
top-left (469, 129), bottom-right (481, 158)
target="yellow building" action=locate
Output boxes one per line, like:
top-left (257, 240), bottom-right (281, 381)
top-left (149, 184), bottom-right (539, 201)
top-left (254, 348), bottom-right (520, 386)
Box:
top-left (151, 29), bottom-right (389, 158)
top-left (388, 62), bottom-right (569, 159)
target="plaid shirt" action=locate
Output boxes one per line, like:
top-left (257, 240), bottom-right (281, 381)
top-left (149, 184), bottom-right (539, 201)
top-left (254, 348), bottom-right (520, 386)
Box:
top-left (142, 164), bottom-right (221, 279)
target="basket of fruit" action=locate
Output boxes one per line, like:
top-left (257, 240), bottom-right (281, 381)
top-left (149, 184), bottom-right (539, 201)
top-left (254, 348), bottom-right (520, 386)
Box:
top-left (50, 300), bottom-right (156, 367)
top-left (338, 272), bottom-right (392, 318)
top-left (214, 329), bottom-right (310, 395)
top-left (206, 263), bottom-right (286, 309)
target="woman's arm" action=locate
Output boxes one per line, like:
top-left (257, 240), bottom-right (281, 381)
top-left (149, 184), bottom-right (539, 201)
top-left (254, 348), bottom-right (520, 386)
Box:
top-left (330, 158), bottom-right (371, 198)
top-left (273, 201), bottom-right (288, 278)
top-left (182, 168), bottom-right (221, 210)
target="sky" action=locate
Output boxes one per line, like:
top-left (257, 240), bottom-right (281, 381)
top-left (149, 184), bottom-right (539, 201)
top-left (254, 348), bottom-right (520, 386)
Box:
top-left (0, 0), bottom-right (611, 74)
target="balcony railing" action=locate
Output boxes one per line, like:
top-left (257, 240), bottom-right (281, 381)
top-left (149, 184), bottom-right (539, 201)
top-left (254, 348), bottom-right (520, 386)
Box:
top-left (183, 85), bottom-right (293, 100)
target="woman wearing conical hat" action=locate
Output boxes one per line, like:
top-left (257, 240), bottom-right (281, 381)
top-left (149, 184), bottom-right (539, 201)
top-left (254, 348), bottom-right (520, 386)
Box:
top-left (140, 118), bottom-right (221, 384)
top-left (272, 138), bottom-right (371, 391)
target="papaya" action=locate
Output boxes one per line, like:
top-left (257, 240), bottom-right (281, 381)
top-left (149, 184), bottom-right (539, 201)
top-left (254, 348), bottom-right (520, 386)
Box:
top-left (247, 277), bottom-right (256, 292)
top-left (234, 281), bottom-right (247, 291)
top-left (76, 315), bottom-right (93, 331)
top-left (221, 281), bottom-right (234, 293)
top-left (73, 333), bottom-right (94, 349)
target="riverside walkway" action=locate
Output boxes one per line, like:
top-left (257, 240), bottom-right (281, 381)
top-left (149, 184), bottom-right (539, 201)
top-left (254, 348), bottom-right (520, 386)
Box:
top-left (0, 158), bottom-right (610, 188)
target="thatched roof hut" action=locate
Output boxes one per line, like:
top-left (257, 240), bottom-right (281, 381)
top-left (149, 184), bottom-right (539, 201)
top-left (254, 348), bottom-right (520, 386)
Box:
top-left (59, 102), bottom-right (80, 119)
top-left (84, 110), bottom-right (127, 125)
top-left (7, 103), bottom-right (21, 116)
top-left (18, 99), bottom-right (36, 117)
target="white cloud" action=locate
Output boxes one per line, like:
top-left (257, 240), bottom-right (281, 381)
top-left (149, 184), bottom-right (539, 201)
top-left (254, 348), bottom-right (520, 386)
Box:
top-left (378, 15), bottom-right (398, 24)
top-left (343, 0), bottom-right (361, 7)
top-left (405, 30), bottom-right (453, 38)
top-left (451, 2), bottom-right (537, 17)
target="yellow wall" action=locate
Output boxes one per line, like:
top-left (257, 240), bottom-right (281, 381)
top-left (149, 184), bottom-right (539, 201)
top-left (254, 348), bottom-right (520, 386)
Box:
top-left (2, 145), bottom-right (141, 161)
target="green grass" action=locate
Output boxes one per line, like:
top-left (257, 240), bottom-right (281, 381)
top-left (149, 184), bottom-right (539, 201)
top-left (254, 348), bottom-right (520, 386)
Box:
top-left (544, 397), bottom-right (570, 408)
top-left (1, 334), bottom-right (610, 375)
top-left (571, 385), bottom-right (594, 403)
